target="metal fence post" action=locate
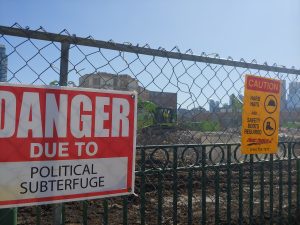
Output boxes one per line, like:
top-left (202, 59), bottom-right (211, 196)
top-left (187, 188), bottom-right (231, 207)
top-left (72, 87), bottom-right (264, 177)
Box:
top-left (140, 148), bottom-right (146, 225)
top-left (297, 157), bottom-right (300, 211)
top-left (59, 42), bottom-right (70, 86)
top-left (172, 146), bottom-right (178, 225)
top-left (52, 42), bottom-right (70, 225)
top-left (201, 146), bottom-right (207, 225)
top-left (0, 208), bottom-right (17, 225)
top-left (0, 37), bottom-right (17, 225)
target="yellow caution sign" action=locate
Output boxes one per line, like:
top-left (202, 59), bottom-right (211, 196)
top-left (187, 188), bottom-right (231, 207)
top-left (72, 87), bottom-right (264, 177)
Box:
top-left (241, 75), bottom-right (281, 154)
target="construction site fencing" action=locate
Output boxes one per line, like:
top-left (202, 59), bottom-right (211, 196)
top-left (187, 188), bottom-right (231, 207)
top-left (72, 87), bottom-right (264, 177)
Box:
top-left (0, 24), bottom-right (300, 225)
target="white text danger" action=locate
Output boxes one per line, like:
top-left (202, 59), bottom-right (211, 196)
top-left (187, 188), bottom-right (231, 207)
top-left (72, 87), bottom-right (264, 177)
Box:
top-left (0, 91), bottom-right (130, 138)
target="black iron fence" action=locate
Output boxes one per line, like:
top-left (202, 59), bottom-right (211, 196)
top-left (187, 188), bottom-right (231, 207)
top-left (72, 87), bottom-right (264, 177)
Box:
top-left (8, 143), bottom-right (300, 225)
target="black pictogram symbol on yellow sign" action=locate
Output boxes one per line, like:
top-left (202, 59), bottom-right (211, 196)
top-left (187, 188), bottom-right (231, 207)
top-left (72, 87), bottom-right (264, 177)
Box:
top-left (263, 117), bottom-right (276, 136)
top-left (264, 95), bottom-right (277, 114)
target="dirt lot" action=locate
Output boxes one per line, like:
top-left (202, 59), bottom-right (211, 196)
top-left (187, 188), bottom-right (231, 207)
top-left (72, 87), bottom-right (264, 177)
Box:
top-left (17, 164), bottom-right (299, 225)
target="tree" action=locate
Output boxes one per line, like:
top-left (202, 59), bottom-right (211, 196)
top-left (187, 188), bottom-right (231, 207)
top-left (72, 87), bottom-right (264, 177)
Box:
top-left (137, 98), bottom-right (158, 129)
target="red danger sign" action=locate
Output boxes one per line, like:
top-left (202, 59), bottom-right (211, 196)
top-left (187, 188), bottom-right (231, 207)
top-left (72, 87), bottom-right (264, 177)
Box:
top-left (0, 84), bottom-right (137, 208)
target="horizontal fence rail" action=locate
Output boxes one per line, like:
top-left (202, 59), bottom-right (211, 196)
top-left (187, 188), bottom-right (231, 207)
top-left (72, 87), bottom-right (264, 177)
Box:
top-left (1, 25), bottom-right (300, 75)
top-left (0, 24), bottom-right (300, 224)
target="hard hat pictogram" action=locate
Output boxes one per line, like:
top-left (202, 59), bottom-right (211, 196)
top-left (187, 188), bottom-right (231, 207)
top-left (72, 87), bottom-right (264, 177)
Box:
top-left (267, 99), bottom-right (276, 107)
top-left (264, 95), bottom-right (277, 114)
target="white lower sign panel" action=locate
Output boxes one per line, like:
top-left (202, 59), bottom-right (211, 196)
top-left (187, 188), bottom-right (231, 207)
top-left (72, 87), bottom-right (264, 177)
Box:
top-left (0, 158), bottom-right (127, 207)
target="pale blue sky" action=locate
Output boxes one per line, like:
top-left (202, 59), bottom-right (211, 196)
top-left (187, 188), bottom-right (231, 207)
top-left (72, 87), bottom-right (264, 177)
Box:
top-left (0, 0), bottom-right (299, 109)
top-left (1, 0), bottom-right (300, 67)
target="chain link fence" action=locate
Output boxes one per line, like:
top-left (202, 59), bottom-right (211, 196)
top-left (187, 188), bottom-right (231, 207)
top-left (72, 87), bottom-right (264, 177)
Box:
top-left (0, 24), bottom-right (300, 225)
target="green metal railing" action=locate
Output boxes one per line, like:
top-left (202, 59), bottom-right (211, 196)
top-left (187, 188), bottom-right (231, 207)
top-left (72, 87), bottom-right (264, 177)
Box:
top-left (1, 142), bottom-right (297, 225)
top-left (134, 143), bottom-right (299, 225)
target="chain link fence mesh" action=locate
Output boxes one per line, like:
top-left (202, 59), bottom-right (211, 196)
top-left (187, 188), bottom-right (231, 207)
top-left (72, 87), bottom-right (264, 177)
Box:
top-left (0, 24), bottom-right (300, 225)
top-left (2, 24), bottom-right (300, 146)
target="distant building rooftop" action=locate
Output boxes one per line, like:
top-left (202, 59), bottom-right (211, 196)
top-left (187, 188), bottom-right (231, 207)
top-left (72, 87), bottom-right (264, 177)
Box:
top-left (79, 72), bottom-right (177, 109)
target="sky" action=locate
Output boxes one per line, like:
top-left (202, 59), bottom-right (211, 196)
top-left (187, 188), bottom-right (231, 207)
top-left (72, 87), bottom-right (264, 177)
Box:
top-left (0, 0), bottom-right (300, 109)
top-left (1, 0), bottom-right (300, 68)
